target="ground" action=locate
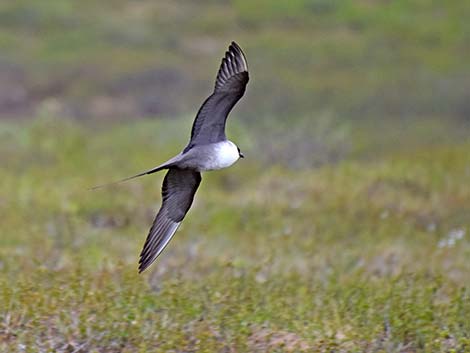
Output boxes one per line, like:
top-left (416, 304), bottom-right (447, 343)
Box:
top-left (1, 2), bottom-right (470, 351)
top-left (1, 118), bottom-right (469, 352)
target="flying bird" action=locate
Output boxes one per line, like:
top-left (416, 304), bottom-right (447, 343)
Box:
top-left (95, 42), bottom-right (249, 272)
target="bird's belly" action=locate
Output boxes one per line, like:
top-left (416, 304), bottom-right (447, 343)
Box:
top-left (198, 141), bottom-right (239, 171)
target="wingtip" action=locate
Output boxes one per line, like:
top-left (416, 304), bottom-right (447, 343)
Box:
top-left (230, 41), bottom-right (238, 49)
top-left (137, 265), bottom-right (145, 274)
top-left (137, 251), bottom-right (158, 274)
top-left (138, 258), bottom-right (149, 274)
top-left (214, 41), bottom-right (248, 92)
top-left (230, 41), bottom-right (241, 51)
top-left (228, 41), bottom-right (248, 71)
top-left (138, 252), bottom-right (152, 273)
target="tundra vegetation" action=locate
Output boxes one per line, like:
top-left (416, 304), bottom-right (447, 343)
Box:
top-left (1, 1), bottom-right (470, 352)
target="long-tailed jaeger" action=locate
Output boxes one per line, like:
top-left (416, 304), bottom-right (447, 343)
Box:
top-left (96, 42), bottom-right (249, 272)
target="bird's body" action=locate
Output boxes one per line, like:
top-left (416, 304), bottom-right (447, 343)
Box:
top-left (95, 42), bottom-right (249, 272)
top-left (195, 140), bottom-right (241, 171)
top-left (158, 140), bottom-right (241, 172)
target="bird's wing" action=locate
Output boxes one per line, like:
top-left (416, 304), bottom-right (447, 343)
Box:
top-left (184, 42), bottom-right (249, 150)
top-left (138, 168), bottom-right (201, 272)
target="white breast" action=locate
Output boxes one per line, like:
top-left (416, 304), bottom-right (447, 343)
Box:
top-left (205, 140), bottom-right (240, 171)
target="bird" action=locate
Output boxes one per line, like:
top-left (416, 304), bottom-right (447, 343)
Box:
top-left (94, 42), bottom-right (249, 273)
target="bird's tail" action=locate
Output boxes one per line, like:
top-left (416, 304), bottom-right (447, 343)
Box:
top-left (90, 165), bottom-right (167, 190)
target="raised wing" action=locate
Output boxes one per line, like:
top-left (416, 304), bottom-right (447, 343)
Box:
top-left (138, 168), bottom-right (201, 272)
top-left (184, 42), bottom-right (249, 151)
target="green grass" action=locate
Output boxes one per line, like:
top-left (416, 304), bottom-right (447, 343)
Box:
top-left (1, 118), bottom-right (469, 352)
top-left (1, 0), bottom-right (470, 120)
top-left (1, 2), bottom-right (469, 350)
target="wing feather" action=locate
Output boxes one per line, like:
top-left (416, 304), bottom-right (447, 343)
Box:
top-left (138, 168), bottom-right (201, 272)
top-left (184, 42), bottom-right (249, 150)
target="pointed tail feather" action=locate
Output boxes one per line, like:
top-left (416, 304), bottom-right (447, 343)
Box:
top-left (90, 165), bottom-right (166, 190)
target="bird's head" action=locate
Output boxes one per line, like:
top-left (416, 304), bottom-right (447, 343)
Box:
top-left (237, 146), bottom-right (244, 159)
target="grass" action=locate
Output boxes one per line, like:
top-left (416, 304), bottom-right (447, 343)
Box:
top-left (1, 0), bottom-right (470, 120)
top-left (1, 1), bottom-right (469, 351)
top-left (1, 117), bottom-right (469, 352)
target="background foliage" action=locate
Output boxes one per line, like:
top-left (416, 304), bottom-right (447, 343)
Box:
top-left (1, 1), bottom-right (469, 352)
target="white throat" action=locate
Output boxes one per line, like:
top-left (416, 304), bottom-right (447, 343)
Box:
top-left (207, 140), bottom-right (240, 171)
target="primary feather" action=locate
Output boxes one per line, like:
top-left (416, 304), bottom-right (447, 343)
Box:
top-left (185, 42), bottom-right (249, 150)
top-left (138, 168), bottom-right (201, 273)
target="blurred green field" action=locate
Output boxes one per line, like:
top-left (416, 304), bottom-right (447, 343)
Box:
top-left (1, 0), bottom-right (470, 352)
top-left (1, 118), bottom-right (469, 352)
top-left (1, 0), bottom-right (470, 122)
